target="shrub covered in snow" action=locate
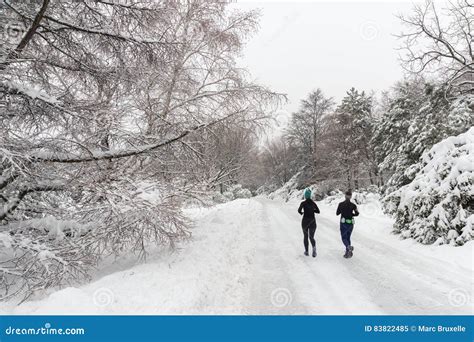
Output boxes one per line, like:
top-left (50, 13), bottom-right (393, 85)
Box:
top-left (210, 192), bottom-right (228, 204)
top-left (232, 185), bottom-right (252, 199)
top-left (351, 191), bottom-right (381, 205)
top-left (223, 184), bottom-right (252, 201)
top-left (268, 174), bottom-right (304, 202)
top-left (209, 184), bottom-right (252, 203)
top-left (384, 128), bottom-right (474, 245)
top-left (0, 181), bottom-right (189, 301)
top-left (270, 173), bottom-right (381, 204)
top-left (323, 190), bottom-right (381, 206)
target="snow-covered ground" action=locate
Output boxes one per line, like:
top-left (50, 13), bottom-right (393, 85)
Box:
top-left (1, 196), bottom-right (473, 315)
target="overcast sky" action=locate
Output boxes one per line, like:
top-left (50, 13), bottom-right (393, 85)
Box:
top-left (232, 1), bottom-right (422, 120)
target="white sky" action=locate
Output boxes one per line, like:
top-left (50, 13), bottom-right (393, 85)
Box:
top-left (232, 1), bottom-right (422, 118)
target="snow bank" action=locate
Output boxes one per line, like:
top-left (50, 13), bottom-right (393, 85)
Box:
top-left (1, 199), bottom-right (261, 314)
top-left (384, 128), bottom-right (474, 245)
top-left (267, 173), bottom-right (304, 202)
top-left (209, 184), bottom-right (253, 203)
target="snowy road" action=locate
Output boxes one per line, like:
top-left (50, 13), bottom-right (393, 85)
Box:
top-left (3, 197), bottom-right (473, 315)
top-left (245, 198), bottom-right (473, 314)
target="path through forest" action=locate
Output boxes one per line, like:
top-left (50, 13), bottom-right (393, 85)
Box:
top-left (3, 197), bottom-right (473, 315)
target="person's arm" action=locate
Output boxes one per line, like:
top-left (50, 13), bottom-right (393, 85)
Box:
top-left (313, 202), bottom-right (320, 214)
top-left (336, 203), bottom-right (341, 216)
top-left (353, 204), bottom-right (359, 217)
top-left (298, 202), bottom-right (303, 215)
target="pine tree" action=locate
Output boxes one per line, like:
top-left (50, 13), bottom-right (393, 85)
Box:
top-left (373, 82), bottom-right (474, 194)
top-left (326, 88), bottom-right (375, 189)
top-left (384, 128), bottom-right (474, 245)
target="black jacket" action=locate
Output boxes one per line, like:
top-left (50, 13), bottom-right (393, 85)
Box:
top-left (298, 199), bottom-right (320, 221)
top-left (336, 200), bottom-right (359, 219)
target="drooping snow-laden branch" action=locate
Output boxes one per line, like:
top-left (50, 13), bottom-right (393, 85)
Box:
top-left (0, 182), bottom-right (64, 221)
top-left (29, 125), bottom-right (201, 163)
top-left (27, 110), bottom-right (244, 163)
top-left (0, 183), bottom-right (190, 302)
top-left (41, 14), bottom-right (176, 46)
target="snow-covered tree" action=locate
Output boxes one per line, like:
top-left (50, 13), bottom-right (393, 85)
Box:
top-left (373, 82), bottom-right (474, 194)
top-left (257, 137), bottom-right (300, 189)
top-left (384, 127), bottom-right (474, 245)
top-left (0, 0), bottom-right (280, 300)
top-left (375, 0), bottom-right (474, 198)
top-left (338, 88), bottom-right (377, 187)
top-left (320, 88), bottom-right (375, 189)
top-left (371, 81), bottom-right (425, 178)
top-left (285, 89), bottom-right (334, 180)
top-left (191, 124), bottom-right (260, 194)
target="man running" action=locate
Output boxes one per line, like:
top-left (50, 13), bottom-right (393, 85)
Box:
top-left (298, 188), bottom-right (320, 257)
top-left (336, 190), bottom-right (359, 258)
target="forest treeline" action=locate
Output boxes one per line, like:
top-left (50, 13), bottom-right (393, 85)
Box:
top-left (250, 1), bottom-right (473, 197)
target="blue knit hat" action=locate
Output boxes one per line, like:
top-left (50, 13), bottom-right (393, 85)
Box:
top-left (304, 188), bottom-right (312, 199)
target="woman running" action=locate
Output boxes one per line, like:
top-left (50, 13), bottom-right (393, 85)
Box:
top-left (297, 188), bottom-right (320, 257)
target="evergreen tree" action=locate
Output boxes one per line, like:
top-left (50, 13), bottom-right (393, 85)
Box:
top-left (384, 128), bottom-right (474, 246)
top-left (373, 82), bottom-right (474, 194)
top-left (371, 81), bottom-right (426, 192)
top-left (325, 88), bottom-right (375, 189)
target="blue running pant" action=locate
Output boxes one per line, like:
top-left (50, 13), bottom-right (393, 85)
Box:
top-left (340, 223), bottom-right (353, 249)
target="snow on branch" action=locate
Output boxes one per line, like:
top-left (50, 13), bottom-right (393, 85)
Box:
top-left (27, 110), bottom-right (243, 163)
top-left (28, 126), bottom-right (201, 163)
top-left (0, 181), bottom-right (65, 221)
top-left (41, 14), bottom-right (176, 46)
top-left (384, 127), bottom-right (474, 245)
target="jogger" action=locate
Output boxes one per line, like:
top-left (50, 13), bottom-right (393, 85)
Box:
top-left (298, 188), bottom-right (320, 257)
top-left (336, 190), bottom-right (359, 258)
